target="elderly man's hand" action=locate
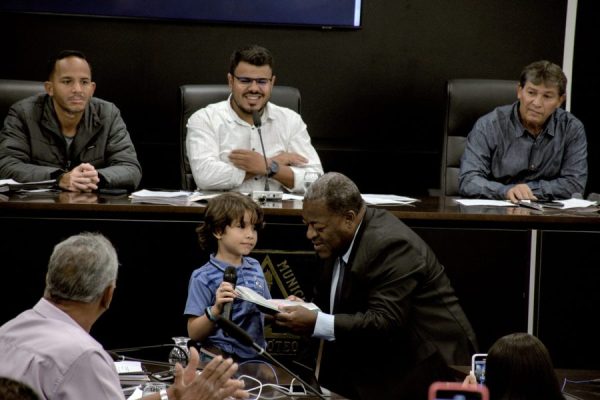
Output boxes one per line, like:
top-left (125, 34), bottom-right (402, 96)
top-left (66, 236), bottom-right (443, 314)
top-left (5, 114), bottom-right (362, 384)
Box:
top-left (167, 349), bottom-right (248, 400)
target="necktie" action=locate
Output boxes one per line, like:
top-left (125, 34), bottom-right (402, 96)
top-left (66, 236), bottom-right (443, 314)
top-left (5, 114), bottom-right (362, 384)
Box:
top-left (334, 258), bottom-right (345, 310)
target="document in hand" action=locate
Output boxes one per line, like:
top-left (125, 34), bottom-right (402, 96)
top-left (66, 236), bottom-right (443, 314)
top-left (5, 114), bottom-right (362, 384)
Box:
top-left (235, 286), bottom-right (320, 315)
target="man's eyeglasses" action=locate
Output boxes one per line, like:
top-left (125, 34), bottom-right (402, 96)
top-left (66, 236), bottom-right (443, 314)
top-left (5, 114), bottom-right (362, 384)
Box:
top-left (233, 75), bottom-right (273, 87)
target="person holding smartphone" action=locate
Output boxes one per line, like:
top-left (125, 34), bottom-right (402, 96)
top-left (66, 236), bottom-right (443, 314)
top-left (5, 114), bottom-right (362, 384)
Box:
top-left (429, 381), bottom-right (489, 400)
top-left (463, 333), bottom-right (565, 400)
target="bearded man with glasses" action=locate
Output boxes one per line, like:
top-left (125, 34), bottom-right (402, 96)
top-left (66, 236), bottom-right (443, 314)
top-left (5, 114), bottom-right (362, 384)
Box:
top-left (186, 44), bottom-right (323, 193)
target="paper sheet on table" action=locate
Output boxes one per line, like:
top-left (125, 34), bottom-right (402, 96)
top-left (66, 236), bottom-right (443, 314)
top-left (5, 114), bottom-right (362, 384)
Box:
top-left (115, 360), bottom-right (144, 374)
top-left (555, 198), bottom-right (597, 209)
top-left (283, 193), bottom-right (304, 201)
top-left (127, 387), bottom-right (143, 400)
top-left (361, 194), bottom-right (418, 205)
top-left (456, 198), bottom-right (597, 209)
top-left (131, 190), bottom-right (195, 199)
top-left (130, 190), bottom-right (222, 204)
top-left (0, 178), bottom-right (56, 192)
top-left (283, 193), bottom-right (418, 204)
top-left (455, 199), bottom-right (515, 207)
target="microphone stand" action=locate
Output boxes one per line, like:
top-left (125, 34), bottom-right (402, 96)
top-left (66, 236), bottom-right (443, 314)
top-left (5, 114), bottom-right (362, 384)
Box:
top-left (109, 343), bottom-right (189, 367)
top-left (251, 343), bottom-right (327, 400)
top-left (215, 316), bottom-right (326, 400)
top-left (252, 110), bottom-right (270, 192)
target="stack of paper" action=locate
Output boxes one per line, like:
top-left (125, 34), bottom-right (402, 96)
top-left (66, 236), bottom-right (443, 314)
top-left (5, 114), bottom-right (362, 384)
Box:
top-left (0, 179), bottom-right (56, 192)
top-left (130, 189), bottom-right (216, 205)
top-left (115, 360), bottom-right (150, 387)
top-left (362, 194), bottom-right (418, 205)
top-left (456, 198), bottom-right (597, 210)
top-left (235, 286), bottom-right (320, 315)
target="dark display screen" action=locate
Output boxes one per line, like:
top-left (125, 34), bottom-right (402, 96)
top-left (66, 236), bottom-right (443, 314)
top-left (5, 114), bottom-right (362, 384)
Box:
top-left (0, 0), bottom-right (362, 29)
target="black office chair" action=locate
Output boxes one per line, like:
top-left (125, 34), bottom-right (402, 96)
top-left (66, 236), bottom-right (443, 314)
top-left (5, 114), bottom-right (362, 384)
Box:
top-left (440, 79), bottom-right (518, 196)
top-left (0, 79), bottom-right (46, 123)
top-left (178, 84), bottom-right (301, 190)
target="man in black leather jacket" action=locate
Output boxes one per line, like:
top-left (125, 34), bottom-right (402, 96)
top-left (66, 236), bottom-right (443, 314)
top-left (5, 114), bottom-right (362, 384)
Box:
top-left (0, 50), bottom-right (141, 192)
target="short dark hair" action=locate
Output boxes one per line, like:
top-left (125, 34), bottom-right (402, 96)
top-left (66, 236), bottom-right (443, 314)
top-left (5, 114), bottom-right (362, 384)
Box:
top-left (519, 60), bottom-right (567, 96)
top-left (196, 192), bottom-right (265, 253)
top-left (304, 172), bottom-right (365, 215)
top-left (0, 377), bottom-right (40, 400)
top-left (46, 50), bottom-right (90, 80)
top-left (229, 45), bottom-right (274, 75)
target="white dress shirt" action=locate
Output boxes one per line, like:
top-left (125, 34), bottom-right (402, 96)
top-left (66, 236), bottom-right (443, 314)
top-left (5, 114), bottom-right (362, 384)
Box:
top-left (186, 96), bottom-right (323, 193)
top-left (313, 219), bottom-right (362, 341)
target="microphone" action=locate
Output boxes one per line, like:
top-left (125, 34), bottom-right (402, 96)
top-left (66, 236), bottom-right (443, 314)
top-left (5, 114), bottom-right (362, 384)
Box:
top-left (251, 111), bottom-right (282, 202)
top-left (107, 350), bottom-right (125, 361)
top-left (253, 111), bottom-right (270, 192)
top-left (215, 316), bottom-right (326, 400)
top-left (222, 266), bottom-right (237, 321)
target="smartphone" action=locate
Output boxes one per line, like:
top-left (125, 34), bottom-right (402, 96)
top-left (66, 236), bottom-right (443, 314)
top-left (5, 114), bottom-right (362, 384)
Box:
top-left (471, 353), bottom-right (487, 384)
top-left (533, 200), bottom-right (564, 209)
top-left (151, 370), bottom-right (174, 381)
top-left (429, 382), bottom-right (489, 400)
top-left (98, 188), bottom-right (128, 195)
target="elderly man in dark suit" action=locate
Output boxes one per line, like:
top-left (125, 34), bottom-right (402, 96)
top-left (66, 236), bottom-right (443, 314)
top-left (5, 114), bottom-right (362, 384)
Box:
top-left (275, 172), bottom-right (477, 400)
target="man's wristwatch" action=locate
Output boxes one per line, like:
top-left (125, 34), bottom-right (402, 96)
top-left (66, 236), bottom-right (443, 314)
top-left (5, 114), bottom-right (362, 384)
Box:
top-left (267, 160), bottom-right (280, 177)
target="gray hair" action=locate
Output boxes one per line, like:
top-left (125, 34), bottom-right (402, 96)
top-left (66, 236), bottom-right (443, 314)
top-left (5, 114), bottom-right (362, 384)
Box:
top-left (520, 60), bottom-right (567, 96)
top-left (45, 232), bottom-right (118, 303)
top-left (304, 172), bottom-right (365, 215)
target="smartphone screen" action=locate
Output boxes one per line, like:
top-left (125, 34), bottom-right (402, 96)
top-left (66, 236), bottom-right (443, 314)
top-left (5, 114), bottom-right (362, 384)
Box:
top-left (471, 353), bottom-right (487, 384)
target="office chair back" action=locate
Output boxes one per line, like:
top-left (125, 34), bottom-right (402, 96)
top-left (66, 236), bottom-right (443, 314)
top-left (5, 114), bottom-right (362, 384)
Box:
top-left (0, 79), bottom-right (46, 123)
top-left (441, 79), bottom-right (518, 196)
top-left (179, 84), bottom-right (301, 190)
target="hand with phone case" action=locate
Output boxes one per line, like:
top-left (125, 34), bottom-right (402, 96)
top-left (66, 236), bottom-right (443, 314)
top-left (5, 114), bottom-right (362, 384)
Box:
top-left (429, 381), bottom-right (489, 400)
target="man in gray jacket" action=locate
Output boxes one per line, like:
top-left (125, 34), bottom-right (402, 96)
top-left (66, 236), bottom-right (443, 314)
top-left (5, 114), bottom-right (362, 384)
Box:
top-left (0, 50), bottom-right (141, 192)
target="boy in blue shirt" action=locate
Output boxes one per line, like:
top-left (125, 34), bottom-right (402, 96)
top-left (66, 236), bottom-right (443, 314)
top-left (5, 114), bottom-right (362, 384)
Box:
top-left (185, 192), bottom-right (271, 360)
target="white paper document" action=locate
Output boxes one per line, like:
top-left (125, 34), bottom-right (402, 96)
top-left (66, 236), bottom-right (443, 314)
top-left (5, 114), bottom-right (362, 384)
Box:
top-left (455, 199), bottom-right (515, 207)
top-left (361, 194), bottom-right (418, 205)
top-left (456, 198), bottom-right (597, 210)
top-left (130, 189), bottom-right (219, 205)
top-left (555, 198), bottom-right (597, 209)
top-left (284, 193), bottom-right (305, 201)
top-left (0, 178), bottom-right (56, 192)
top-left (235, 286), bottom-right (320, 314)
top-left (115, 360), bottom-right (144, 374)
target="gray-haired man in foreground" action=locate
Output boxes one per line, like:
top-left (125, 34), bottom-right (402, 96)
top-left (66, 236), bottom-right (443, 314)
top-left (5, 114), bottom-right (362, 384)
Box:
top-left (0, 232), bottom-right (248, 400)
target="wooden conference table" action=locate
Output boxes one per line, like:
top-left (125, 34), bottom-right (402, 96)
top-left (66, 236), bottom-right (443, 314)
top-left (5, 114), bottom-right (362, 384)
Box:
top-left (1, 191), bottom-right (599, 370)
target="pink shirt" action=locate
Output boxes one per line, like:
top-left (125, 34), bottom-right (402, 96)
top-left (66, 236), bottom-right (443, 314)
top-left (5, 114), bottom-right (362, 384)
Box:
top-left (0, 298), bottom-right (123, 399)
